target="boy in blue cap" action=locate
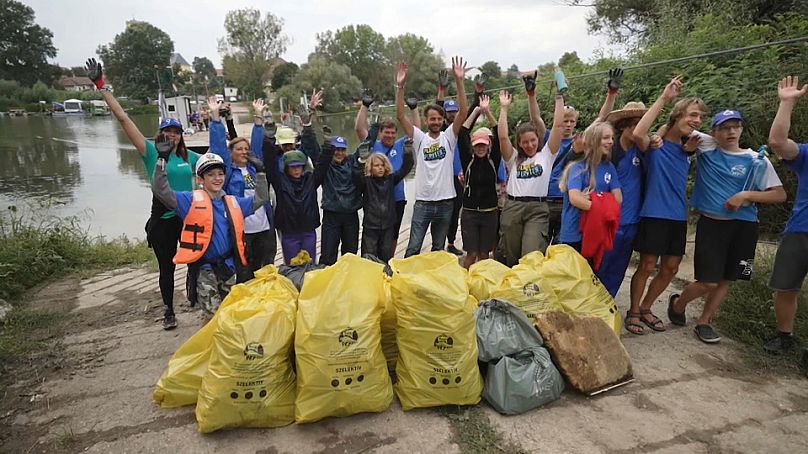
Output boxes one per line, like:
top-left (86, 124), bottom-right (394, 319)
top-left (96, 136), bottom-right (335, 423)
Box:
top-left (667, 109), bottom-right (785, 343)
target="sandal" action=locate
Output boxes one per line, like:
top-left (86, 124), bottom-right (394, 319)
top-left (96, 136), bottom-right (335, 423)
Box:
top-left (624, 311), bottom-right (645, 335)
top-left (640, 309), bottom-right (666, 332)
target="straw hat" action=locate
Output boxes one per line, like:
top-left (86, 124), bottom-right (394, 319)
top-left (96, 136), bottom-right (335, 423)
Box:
top-left (604, 101), bottom-right (648, 125)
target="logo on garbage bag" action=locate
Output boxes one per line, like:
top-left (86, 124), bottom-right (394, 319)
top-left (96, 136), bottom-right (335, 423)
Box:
top-left (434, 334), bottom-right (454, 350)
top-left (591, 274), bottom-right (601, 286)
top-left (243, 342), bottom-right (264, 360)
top-left (339, 328), bottom-right (359, 347)
top-left (522, 283), bottom-right (540, 296)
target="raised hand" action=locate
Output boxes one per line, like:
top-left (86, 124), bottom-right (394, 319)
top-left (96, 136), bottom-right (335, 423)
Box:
top-left (361, 88), bottom-right (374, 108)
top-left (499, 90), bottom-right (512, 109)
top-left (661, 76), bottom-right (683, 102)
top-left (437, 68), bottom-right (449, 89)
top-left (451, 56), bottom-right (466, 79)
top-left (572, 133), bottom-right (585, 154)
top-left (252, 99), bottom-right (265, 115)
top-left (397, 61), bottom-right (409, 88)
top-left (474, 73), bottom-right (487, 93)
top-left (85, 58), bottom-right (105, 90)
top-left (405, 96), bottom-right (418, 110)
top-left (607, 68), bottom-right (624, 92)
top-left (246, 153), bottom-right (265, 173)
top-left (155, 133), bottom-right (174, 160)
top-left (309, 89), bottom-right (323, 112)
top-left (479, 94), bottom-right (490, 113)
top-left (778, 75), bottom-right (808, 103)
top-left (207, 96), bottom-right (221, 120)
top-left (522, 70), bottom-right (537, 95)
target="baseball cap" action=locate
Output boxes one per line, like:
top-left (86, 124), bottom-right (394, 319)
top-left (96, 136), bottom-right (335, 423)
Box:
top-left (712, 110), bottom-right (744, 128)
top-left (471, 131), bottom-right (491, 146)
top-left (282, 150), bottom-right (308, 167)
top-left (195, 153), bottom-right (225, 176)
top-left (443, 99), bottom-right (459, 112)
top-left (158, 118), bottom-right (182, 131)
top-left (276, 127), bottom-right (296, 145)
top-left (331, 135), bottom-right (348, 149)
top-left (475, 127), bottom-right (493, 137)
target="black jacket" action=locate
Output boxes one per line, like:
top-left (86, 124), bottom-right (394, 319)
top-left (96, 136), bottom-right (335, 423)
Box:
top-left (353, 145), bottom-right (414, 230)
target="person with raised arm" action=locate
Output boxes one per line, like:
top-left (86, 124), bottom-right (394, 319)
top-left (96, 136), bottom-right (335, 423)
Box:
top-left (85, 57), bottom-right (201, 330)
top-left (626, 76), bottom-right (707, 335)
top-left (396, 57), bottom-right (468, 257)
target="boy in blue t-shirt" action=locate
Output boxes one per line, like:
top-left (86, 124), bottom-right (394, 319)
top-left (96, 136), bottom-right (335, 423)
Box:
top-left (764, 76), bottom-right (808, 364)
top-left (667, 110), bottom-right (785, 344)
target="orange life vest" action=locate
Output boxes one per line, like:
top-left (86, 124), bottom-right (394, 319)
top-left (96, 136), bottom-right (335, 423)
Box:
top-left (173, 190), bottom-right (247, 266)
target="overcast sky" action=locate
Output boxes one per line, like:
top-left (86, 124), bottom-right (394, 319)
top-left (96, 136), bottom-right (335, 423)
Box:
top-left (24, 0), bottom-right (616, 71)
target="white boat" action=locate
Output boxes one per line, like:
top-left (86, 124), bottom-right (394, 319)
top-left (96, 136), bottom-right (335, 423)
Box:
top-left (53, 99), bottom-right (86, 116)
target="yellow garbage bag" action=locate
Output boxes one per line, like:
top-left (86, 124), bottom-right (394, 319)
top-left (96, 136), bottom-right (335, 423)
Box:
top-left (468, 259), bottom-right (510, 302)
top-left (152, 265), bottom-right (298, 408)
top-left (380, 275), bottom-right (398, 373)
top-left (490, 251), bottom-right (561, 318)
top-left (195, 283), bottom-right (297, 433)
top-left (294, 254), bottom-right (392, 423)
top-left (540, 245), bottom-right (622, 333)
top-left (390, 251), bottom-right (483, 410)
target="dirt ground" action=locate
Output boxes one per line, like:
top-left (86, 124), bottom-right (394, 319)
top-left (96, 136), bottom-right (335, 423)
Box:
top-left (2, 246), bottom-right (808, 453)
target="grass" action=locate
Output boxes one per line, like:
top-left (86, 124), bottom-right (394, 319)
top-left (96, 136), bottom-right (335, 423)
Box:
top-left (715, 248), bottom-right (808, 369)
top-left (438, 405), bottom-right (527, 454)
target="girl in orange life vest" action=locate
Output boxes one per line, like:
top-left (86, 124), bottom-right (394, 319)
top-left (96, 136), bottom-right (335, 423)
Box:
top-left (151, 149), bottom-right (269, 316)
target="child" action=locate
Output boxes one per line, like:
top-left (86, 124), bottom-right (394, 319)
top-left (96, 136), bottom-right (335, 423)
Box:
top-left (558, 121), bottom-right (623, 256)
top-left (354, 125), bottom-right (414, 261)
top-left (151, 149), bottom-right (268, 316)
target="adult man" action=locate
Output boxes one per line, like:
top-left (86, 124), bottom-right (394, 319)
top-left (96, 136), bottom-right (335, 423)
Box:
top-left (667, 110), bottom-right (785, 343)
top-left (628, 77), bottom-right (707, 333)
top-left (396, 57), bottom-right (468, 257)
top-left (763, 76), bottom-right (808, 365)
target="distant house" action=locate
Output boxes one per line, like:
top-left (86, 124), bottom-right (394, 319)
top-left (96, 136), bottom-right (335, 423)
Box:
top-left (215, 68), bottom-right (224, 78)
top-left (59, 76), bottom-right (94, 92)
top-left (170, 53), bottom-right (192, 73)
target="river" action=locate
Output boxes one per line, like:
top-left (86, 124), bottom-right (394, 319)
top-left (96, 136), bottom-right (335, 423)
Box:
top-left (0, 110), bottom-right (415, 240)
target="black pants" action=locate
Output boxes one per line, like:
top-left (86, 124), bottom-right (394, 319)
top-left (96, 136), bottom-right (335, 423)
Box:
top-left (320, 210), bottom-right (359, 265)
top-left (547, 199), bottom-right (563, 245)
top-left (236, 229), bottom-right (278, 283)
top-left (362, 227), bottom-right (395, 262)
top-left (146, 215), bottom-right (182, 316)
top-left (447, 180), bottom-right (463, 244)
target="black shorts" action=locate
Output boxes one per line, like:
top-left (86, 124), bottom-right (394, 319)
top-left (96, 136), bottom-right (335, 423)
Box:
top-left (694, 216), bottom-right (758, 283)
top-left (634, 217), bottom-right (687, 257)
top-left (461, 209), bottom-right (498, 253)
top-left (392, 200), bottom-right (407, 240)
top-left (769, 232), bottom-right (808, 291)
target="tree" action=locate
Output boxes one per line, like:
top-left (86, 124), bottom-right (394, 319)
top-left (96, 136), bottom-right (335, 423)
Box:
top-left (276, 55), bottom-right (361, 112)
top-left (218, 8), bottom-right (289, 99)
top-left (0, 0), bottom-right (56, 86)
top-left (192, 57), bottom-right (216, 82)
top-left (270, 62), bottom-right (298, 90)
top-left (315, 25), bottom-right (389, 97)
top-left (479, 61), bottom-right (502, 78)
top-left (97, 20), bottom-right (174, 101)
top-left (386, 33), bottom-right (444, 100)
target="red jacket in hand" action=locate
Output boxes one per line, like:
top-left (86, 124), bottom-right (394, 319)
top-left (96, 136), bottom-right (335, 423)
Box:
top-left (580, 192), bottom-right (621, 271)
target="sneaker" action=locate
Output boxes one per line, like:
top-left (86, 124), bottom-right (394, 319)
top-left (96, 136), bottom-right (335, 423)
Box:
top-left (667, 293), bottom-right (686, 326)
top-left (163, 314), bottom-right (178, 330)
top-left (694, 324), bottom-right (721, 344)
top-left (763, 335), bottom-right (797, 354)
top-left (446, 244), bottom-right (463, 256)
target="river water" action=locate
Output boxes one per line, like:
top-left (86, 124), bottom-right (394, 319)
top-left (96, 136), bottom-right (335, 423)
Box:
top-left (0, 110), bottom-right (415, 240)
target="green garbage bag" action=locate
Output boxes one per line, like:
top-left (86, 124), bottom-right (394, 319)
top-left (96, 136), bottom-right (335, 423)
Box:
top-left (475, 299), bottom-right (543, 362)
top-left (483, 346), bottom-right (565, 415)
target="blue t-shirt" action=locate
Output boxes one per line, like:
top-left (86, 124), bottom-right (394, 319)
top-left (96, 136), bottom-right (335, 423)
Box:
top-left (497, 160), bottom-right (506, 183)
top-left (373, 137), bottom-right (407, 202)
top-left (453, 142), bottom-right (462, 176)
top-left (546, 132), bottom-right (574, 199)
top-left (560, 160), bottom-right (621, 243)
top-left (639, 140), bottom-right (690, 221)
top-left (613, 144), bottom-right (643, 225)
top-left (175, 192), bottom-right (255, 269)
top-left (783, 144), bottom-right (808, 233)
top-left (691, 147), bottom-right (780, 223)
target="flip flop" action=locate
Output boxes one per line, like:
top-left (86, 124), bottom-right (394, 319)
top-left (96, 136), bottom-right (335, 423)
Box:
top-left (640, 309), bottom-right (666, 332)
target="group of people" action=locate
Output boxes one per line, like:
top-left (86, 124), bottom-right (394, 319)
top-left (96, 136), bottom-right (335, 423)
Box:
top-left (86, 55), bottom-right (808, 365)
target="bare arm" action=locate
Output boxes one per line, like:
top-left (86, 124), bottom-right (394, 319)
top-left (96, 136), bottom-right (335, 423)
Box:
top-left (410, 105), bottom-right (422, 130)
top-left (355, 89), bottom-right (373, 141)
top-left (546, 94), bottom-right (566, 155)
top-left (100, 89), bottom-right (147, 155)
top-left (633, 77), bottom-right (681, 151)
top-left (463, 106), bottom-right (481, 129)
top-left (769, 76), bottom-right (807, 161)
top-left (597, 91), bottom-right (618, 122)
top-left (451, 56), bottom-right (468, 137)
top-left (612, 188), bottom-right (623, 205)
top-left (395, 62), bottom-right (415, 138)
top-left (498, 91), bottom-right (514, 162)
top-left (568, 190), bottom-right (591, 210)
top-left (527, 92), bottom-right (546, 141)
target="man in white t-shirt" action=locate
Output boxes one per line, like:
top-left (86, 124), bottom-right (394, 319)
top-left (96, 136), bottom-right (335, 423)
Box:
top-left (396, 56), bottom-right (468, 257)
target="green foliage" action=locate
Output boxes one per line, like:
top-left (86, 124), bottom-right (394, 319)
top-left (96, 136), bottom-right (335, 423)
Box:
top-left (0, 0), bottom-right (56, 86)
top-left (97, 20), bottom-right (174, 101)
top-left (0, 206), bottom-right (152, 301)
top-left (270, 62), bottom-right (299, 90)
top-left (276, 55), bottom-right (362, 112)
top-left (315, 25), bottom-right (389, 98)
top-left (479, 61), bottom-right (502, 79)
top-left (218, 8), bottom-right (289, 99)
top-left (387, 33), bottom-right (444, 101)
top-left (0, 79), bottom-right (106, 112)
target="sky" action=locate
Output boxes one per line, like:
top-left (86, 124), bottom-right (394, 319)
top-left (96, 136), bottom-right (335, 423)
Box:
top-left (23, 0), bottom-right (616, 71)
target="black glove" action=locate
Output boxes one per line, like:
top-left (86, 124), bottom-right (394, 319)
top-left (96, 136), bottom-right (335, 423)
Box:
top-left (85, 58), bottom-right (105, 90)
top-left (155, 134), bottom-right (173, 161)
top-left (405, 96), bottom-right (418, 110)
top-left (357, 140), bottom-right (372, 163)
top-left (246, 153), bottom-right (265, 173)
top-left (438, 69), bottom-right (449, 89)
top-left (361, 89), bottom-right (374, 108)
top-left (264, 121), bottom-right (277, 139)
top-left (607, 68), bottom-right (624, 92)
top-left (522, 70), bottom-right (537, 95)
top-left (474, 73), bottom-right (487, 93)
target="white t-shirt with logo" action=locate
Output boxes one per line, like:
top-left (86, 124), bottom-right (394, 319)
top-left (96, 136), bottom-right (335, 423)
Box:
top-left (506, 143), bottom-right (557, 197)
top-left (412, 127), bottom-right (458, 201)
top-left (239, 166), bottom-right (271, 234)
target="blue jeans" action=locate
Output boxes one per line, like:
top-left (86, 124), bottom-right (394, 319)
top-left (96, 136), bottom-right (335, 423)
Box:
top-left (596, 223), bottom-right (639, 297)
top-left (405, 200), bottom-right (454, 257)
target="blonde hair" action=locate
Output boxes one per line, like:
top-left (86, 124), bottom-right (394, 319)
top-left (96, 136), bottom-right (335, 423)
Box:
top-left (364, 153), bottom-right (393, 177)
top-left (666, 97), bottom-right (708, 131)
top-left (559, 121), bottom-right (614, 193)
